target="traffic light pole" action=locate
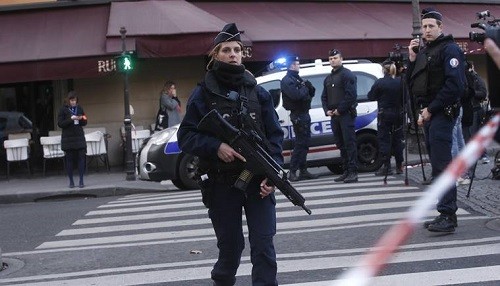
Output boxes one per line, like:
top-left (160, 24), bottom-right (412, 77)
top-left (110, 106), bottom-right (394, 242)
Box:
top-left (120, 27), bottom-right (135, 181)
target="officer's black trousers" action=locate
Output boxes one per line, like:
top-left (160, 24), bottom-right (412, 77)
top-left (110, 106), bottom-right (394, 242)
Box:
top-left (377, 114), bottom-right (404, 167)
top-left (331, 113), bottom-right (358, 173)
top-left (209, 179), bottom-right (278, 286)
top-left (290, 112), bottom-right (311, 171)
top-left (424, 112), bottom-right (458, 215)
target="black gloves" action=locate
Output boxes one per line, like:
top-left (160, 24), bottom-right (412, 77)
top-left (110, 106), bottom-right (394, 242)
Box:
top-left (304, 80), bottom-right (315, 97)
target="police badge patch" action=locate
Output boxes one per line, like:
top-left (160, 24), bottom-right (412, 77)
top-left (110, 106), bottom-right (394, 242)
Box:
top-left (449, 58), bottom-right (459, 68)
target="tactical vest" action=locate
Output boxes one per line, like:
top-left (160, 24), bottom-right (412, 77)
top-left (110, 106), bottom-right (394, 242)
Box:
top-left (324, 68), bottom-right (346, 109)
top-left (282, 75), bottom-right (311, 113)
top-left (410, 37), bottom-right (451, 104)
top-left (200, 70), bottom-right (266, 173)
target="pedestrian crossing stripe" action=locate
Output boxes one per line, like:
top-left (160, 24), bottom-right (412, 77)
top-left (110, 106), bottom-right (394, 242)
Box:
top-left (2, 242), bottom-right (499, 285)
top-left (3, 174), bottom-right (495, 286)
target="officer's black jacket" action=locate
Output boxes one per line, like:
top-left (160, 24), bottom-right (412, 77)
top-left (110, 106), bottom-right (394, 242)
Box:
top-left (321, 66), bottom-right (357, 115)
top-left (177, 68), bottom-right (284, 166)
top-left (407, 34), bottom-right (465, 114)
top-left (367, 75), bottom-right (402, 110)
top-left (280, 70), bottom-right (311, 113)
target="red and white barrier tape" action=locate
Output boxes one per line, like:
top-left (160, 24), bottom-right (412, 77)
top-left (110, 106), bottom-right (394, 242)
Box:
top-left (332, 113), bottom-right (500, 286)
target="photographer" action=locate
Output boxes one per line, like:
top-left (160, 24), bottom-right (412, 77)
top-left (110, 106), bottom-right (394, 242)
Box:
top-left (367, 59), bottom-right (404, 176)
top-left (484, 38), bottom-right (500, 146)
top-left (407, 7), bottom-right (466, 233)
top-left (280, 55), bottom-right (318, 181)
top-left (485, 38), bottom-right (500, 69)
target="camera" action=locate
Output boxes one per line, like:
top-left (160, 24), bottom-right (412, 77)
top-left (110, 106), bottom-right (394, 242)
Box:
top-left (469, 10), bottom-right (500, 110)
top-left (469, 10), bottom-right (500, 46)
top-left (388, 44), bottom-right (409, 74)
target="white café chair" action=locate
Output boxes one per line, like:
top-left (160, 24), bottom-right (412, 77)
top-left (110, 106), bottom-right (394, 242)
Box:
top-left (8, 132), bottom-right (32, 140)
top-left (84, 127), bottom-right (107, 135)
top-left (131, 129), bottom-right (151, 154)
top-left (48, 130), bottom-right (62, 136)
top-left (85, 131), bottom-right (110, 172)
top-left (3, 138), bottom-right (31, 179)
top-left (40, 136), bottom-right (65, 176)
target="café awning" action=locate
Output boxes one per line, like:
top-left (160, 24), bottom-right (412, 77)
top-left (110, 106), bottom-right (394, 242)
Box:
top-left (194, 2), bottom-right (498, 61)
top-left (0, 0), bottom-right (229, 84)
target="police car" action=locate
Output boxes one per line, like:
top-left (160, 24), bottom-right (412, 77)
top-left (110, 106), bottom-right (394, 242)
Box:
top-left (137, 59), bottom-right (383, 190)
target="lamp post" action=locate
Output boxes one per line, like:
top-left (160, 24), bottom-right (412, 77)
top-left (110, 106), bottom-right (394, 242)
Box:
top-left (411, 0), bottom-right (422, 38)
top-left (120, 27), bottom-right (135, 181)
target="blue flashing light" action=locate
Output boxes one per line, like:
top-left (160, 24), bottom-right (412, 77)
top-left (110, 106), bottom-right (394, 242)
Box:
top-left (267, 56), bottom-right (289, 72)
top-left (275, 57), bottom-right (287, 65)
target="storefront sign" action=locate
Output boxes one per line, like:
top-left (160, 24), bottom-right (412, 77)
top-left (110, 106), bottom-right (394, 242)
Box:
top-left (97, 59), bottom-right (117, 73)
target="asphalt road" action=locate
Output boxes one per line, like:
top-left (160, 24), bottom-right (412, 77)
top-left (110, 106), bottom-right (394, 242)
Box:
top-left (0, 172), bottom-right (499, 285)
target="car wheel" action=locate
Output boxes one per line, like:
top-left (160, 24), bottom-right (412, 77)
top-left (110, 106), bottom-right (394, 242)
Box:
top-left (172, 154), bottom-right (199, 190)
top-left (357, 132), bottom-right (382, 172)
top-left (327, 164), bottom-right (344, 174)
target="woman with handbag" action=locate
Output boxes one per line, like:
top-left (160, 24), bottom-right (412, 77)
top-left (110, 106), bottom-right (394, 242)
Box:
top-left (155, 81), bottom-right (182, 130)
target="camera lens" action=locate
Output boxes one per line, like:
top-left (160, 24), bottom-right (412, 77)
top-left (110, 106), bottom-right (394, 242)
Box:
top-left (469, 31), bottom-right (486, 43)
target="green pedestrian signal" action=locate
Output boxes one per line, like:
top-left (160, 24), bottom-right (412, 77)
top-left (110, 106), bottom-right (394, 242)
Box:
top-left (116, 54), bottom-right (134, 73)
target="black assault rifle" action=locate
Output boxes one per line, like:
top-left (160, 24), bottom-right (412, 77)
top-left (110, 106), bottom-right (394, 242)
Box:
top-left (197, 109), bottom-right (312, 215)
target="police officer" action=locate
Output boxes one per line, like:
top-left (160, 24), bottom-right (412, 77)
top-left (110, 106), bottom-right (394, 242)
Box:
top-left (367, 59), bottom-right (404, 176)
top-left (321, 49), bottom-right (358, 183)
top-left (280, 55), bottom-right (318, 181)
top-left (407, 7), bottom-right (466, 233)
top-left (177, 23), bottom-right (283, 285)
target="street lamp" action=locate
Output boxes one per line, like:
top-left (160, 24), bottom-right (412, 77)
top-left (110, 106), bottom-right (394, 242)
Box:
top-left (119, 27), bottom-right (135, 181)
top-left (411, 0), bottom-right (422, 38)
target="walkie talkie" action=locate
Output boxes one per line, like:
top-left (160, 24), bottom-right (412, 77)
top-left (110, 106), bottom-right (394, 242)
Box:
top-left (412, 35), bottom-right (422, 54)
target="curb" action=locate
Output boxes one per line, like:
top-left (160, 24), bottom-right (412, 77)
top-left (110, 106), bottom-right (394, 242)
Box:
top-left (0, 185), bottom-right (170, 205)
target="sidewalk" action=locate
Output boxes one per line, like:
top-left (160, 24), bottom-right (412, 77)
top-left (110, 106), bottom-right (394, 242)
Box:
top-left (0, 143), bottom-right (499, 217)
top-left (0, 168), bottom-right (178, 204)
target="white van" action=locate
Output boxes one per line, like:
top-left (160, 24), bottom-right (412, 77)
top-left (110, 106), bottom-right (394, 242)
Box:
top-left (258, 59), bottom-right (383, 174)
top-left (137, 59), bottom-right (383, 189)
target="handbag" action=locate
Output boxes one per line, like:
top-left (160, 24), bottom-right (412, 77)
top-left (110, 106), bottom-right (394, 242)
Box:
top-left (154, 107), bottom-right (169, 131)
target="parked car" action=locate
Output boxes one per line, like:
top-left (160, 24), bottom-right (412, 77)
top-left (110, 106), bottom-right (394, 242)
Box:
top-left (0, 111), bottom-right (33, 146)
top-left (137, 59), bottom-right (384, 190)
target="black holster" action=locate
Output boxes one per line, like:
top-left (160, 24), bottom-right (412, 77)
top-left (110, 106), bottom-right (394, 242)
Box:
top-left (443, 102), bottom-right (460, 120)
top-left (196, 170), bottom-right (213, 208)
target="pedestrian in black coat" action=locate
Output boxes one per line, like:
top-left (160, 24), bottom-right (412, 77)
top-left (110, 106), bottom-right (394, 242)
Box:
top-left (57, 91), bottom-right (87, 188)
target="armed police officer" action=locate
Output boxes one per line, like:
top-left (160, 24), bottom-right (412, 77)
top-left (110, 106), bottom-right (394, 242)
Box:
top-left (321, 49), bottom-right (359, 183)
top-left (280, 55), bottom-right (318, 181)
top-left (177, 23), bottom-right (283, 285)
top-left (367, 59), bottom-right (405, 176)
top-left (407, 8), bottom-right (466, 233)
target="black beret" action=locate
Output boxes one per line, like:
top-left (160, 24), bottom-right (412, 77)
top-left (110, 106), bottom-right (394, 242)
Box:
top-left (214, 23), bottom-right (241, 46)
top-left (421, 7), bottom-right (443, 21)
top-left (286, 55), bottom-right (300, 65)
top-left (329, 49), bottom-right (341, 57)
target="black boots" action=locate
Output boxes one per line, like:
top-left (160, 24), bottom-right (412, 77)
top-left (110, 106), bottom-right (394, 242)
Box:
top-left (334, 172), bottom-right (348, 182)
top-left (424, 214), bottom-right (457, 233)
top-left (343, 172), bottom-right (358, 183)
top-left (298, 169), bottom-right (319, 180)
top-left (334, 171), bottom-right (358, 183)
top-left (289, 169), bottom-right (319, 182)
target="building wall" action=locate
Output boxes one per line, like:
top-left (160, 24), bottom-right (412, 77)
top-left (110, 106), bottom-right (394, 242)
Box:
top-left (69, 56), bottom-right (206, 166)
